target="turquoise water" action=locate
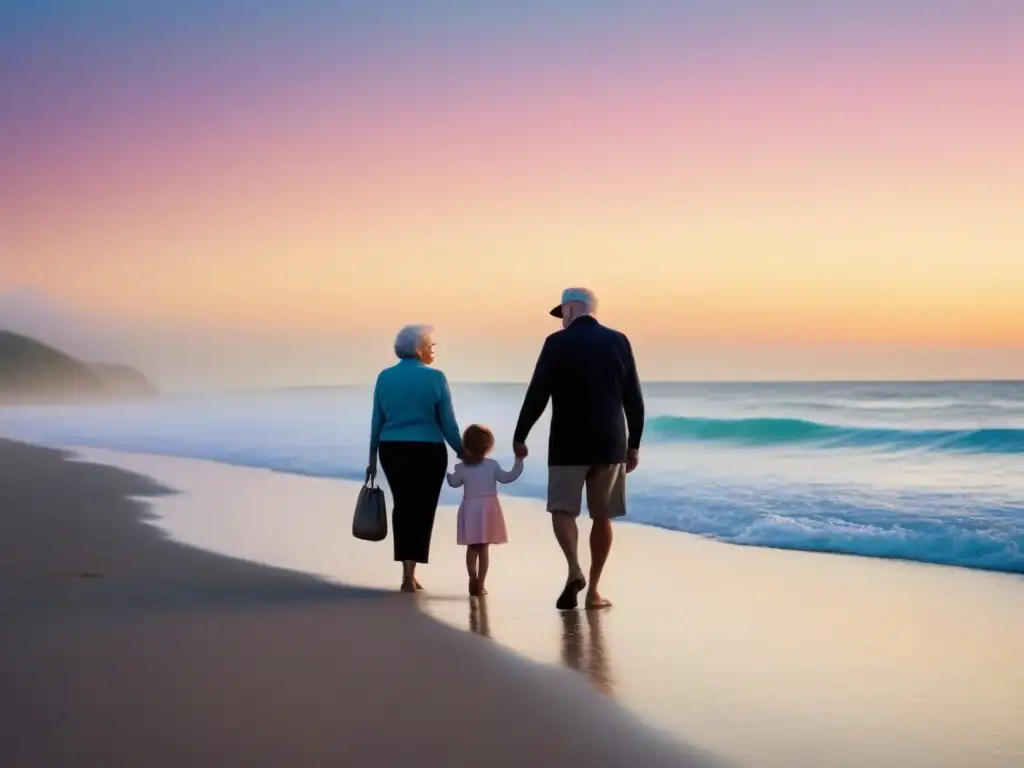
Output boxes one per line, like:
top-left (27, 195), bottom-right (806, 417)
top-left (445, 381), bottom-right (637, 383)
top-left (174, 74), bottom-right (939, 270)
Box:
top-left (647, 416), bottom-right (1024, 452)
top-left (1, 380), bottom-right (1021, 574)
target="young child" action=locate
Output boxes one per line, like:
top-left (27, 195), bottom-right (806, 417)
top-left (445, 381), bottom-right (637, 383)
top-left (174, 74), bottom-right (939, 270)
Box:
top-left (446, 424), bottom-right (524, 596)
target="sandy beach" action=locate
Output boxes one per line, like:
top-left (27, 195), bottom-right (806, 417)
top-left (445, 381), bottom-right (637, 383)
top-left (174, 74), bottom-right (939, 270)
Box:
top-left (0, 439), bottom-right (711, 767)
top-left (2, 442), bottom-right (1022, 767)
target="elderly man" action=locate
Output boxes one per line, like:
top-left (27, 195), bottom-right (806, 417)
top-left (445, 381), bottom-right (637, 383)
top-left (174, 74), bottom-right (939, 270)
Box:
top-left (512, 288), bottom-right (644, 610)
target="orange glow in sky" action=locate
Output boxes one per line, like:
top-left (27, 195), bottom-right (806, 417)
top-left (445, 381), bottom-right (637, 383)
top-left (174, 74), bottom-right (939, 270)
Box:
top-left (2, 4), bottom-right (1022, 386)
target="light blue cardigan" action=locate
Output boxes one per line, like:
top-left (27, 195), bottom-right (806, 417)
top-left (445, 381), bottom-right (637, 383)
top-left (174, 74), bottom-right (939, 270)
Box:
top-left (369, 358), bottom-right (463, 465)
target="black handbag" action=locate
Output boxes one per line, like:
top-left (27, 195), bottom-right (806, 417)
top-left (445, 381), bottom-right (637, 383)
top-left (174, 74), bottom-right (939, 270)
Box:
top-left (352, 474), bottom-right (388, 542)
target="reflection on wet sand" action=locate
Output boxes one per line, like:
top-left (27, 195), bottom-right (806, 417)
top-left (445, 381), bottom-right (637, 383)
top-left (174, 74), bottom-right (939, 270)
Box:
top-left (464, 599), bottom-right (614, 697)
top-left (468, 596), bottom-right (491, 640)
top-left (560, 609), bottom-right (614, 697)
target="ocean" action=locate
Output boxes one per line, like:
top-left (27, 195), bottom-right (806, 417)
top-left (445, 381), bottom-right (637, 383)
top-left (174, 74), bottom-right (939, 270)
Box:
top-left (1, 380), bottom-right (1021, 575)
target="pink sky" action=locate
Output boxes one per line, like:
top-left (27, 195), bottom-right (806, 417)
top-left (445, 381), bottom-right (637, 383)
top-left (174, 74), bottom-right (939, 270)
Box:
top-left (2, 3), bottom-right (1022, 386)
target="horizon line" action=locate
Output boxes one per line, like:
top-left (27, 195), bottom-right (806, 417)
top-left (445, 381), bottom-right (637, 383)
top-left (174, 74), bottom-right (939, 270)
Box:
top-left (166, 377), bottom-right (1024, 397)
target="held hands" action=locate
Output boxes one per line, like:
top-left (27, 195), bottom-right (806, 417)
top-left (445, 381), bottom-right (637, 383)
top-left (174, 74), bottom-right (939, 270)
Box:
top-left (512, 442), bottom-right (529, 459)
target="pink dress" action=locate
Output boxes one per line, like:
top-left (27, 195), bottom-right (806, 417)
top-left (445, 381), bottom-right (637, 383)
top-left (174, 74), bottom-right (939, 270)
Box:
top-left (447, 457), bottom-right (524, 545)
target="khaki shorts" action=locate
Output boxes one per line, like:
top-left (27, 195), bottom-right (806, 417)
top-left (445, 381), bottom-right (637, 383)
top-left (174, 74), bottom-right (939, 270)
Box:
top-left (547, 464), bottom-right (627, 519)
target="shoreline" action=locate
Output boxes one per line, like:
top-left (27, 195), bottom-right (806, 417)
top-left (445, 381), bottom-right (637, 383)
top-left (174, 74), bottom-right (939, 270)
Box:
top-left (44, 443), bottom-right (1024, 579)
top-left (38, 444), bottom-right (1024, 767)
top-left (0, 438), bottom-right (711, 767)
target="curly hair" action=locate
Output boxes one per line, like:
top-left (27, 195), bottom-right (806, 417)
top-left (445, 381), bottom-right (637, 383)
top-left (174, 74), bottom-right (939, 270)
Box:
top-left (461, 424), bottom-right (495, 466)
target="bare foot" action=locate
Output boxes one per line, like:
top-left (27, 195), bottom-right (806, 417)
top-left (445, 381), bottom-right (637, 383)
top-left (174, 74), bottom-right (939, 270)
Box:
top-left (556, 573), bottom-right (587, 610)
top-left (468, 577), bottom-right (479, 596)
top-left (585, 592), bottom-right (612, 610)
top-left (413, 577), bottom-right (424, 591)
top-left (400, 579), bottom-right (416, 593)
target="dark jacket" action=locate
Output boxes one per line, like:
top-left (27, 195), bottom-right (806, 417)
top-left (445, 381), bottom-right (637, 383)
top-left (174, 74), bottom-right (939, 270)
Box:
top-left (513, 316), bottom-right (644, 466)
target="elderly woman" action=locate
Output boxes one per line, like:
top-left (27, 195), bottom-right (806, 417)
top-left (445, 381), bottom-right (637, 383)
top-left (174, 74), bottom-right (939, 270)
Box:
top-left (368, 324), bottom-right (463, 592)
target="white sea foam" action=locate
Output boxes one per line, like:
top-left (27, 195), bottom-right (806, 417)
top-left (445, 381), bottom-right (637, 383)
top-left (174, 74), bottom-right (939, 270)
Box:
top-left (2, 381), bottom-right (1022, 573)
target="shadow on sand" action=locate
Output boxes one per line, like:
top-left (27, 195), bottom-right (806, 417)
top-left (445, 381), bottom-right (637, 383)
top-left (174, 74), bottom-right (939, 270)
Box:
top-left (466, 597), bottom-right (615, 697)
top-left (0, 439), bottom-right (719, 768)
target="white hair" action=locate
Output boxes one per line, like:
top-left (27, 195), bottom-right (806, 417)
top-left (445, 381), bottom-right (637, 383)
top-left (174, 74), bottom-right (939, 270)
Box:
top-left (394, 324), bottom-right (434, 359)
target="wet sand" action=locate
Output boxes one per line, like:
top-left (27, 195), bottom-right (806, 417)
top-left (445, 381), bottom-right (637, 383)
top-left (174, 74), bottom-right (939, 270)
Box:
top-left (6, 442), bottom-right (1023, 767)
top-left (0, 440), bottom-right (712, 767)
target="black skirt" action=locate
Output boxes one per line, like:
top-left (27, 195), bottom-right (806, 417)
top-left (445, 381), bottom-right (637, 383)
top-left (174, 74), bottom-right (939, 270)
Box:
top-left (378, 441), bottom-right (449, 563)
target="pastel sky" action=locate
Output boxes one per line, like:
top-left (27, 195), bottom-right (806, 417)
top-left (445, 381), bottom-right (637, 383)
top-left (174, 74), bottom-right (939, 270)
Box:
top-left (2, 1), bottom-right (1022, 388)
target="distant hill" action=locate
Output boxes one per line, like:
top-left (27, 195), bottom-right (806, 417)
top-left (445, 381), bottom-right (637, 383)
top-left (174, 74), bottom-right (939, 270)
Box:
top-left (90, 362), bottom-right (160, 398)
top-left (0, 331), bottom-right (159, 404)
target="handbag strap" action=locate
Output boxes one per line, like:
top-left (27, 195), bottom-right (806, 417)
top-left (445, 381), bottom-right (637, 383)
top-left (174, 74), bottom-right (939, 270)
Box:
top-left (365, 468), bottom-right (376, 488)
